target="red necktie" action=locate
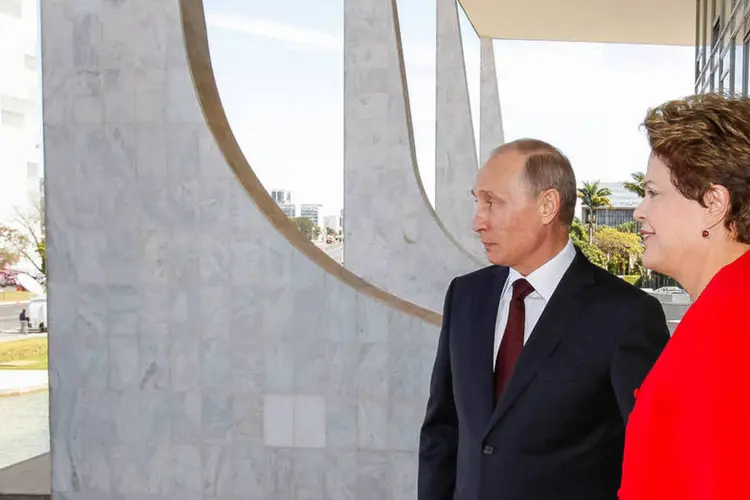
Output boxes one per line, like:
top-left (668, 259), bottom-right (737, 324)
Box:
top-left (494, 278), bottom-right (535, 403)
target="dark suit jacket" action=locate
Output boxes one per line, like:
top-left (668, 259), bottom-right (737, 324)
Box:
top-left (418, 250), bottom-right (670, 500)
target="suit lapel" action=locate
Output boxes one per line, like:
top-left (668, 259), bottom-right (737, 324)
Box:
top-left (464, 265), bottom-right (508, 434)
top-left (484, 251), bottom-right (596, 437)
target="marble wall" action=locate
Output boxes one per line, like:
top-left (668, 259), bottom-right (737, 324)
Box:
top-left (344, 0), bottom-right (483, 314)
top-left (435, 0), bottom-right (484, 261)
top-left (43, 0), bottom-right (441, 498)
top-left (479, 37), bottom-right (505, 165)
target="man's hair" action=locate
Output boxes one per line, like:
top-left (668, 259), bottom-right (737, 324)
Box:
top-left (491, 138), bottom-right (577, 226)
top-left (643, 93), bottom-right (750, 243)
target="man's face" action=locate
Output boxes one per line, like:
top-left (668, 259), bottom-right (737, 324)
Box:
top-left (472, 150), bottom-right (545, 267)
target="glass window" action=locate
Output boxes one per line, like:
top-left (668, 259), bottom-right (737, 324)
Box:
top-left (712, 18), bottom-right (721, 51)
top-left (697, 0), bottom-right (704, 72)
top-left (705, 0), bottom-right (711, 56)
top-left (722, 45), bottom-right (732, 77)
top-left (0, 0), bottom-right (21, 18)
top-left (24, 55), bottom-right (36, 72)
top-left (27, 162), bottom-right (39, 180)
top-left (726, 0), bottom-right (734, 24)
top-left (744, 39), bottom-right (750, 95)
top-left (1, 110), bottom-right (24, 128)
top-left (734, 34), bottom-right (743, 94)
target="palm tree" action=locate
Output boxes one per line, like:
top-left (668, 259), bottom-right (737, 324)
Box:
top-left (623, 172), bottom-right (646, 198)
top-left (578, 181), bottom-right (612, 210)
top-left (578, 181), bottom-right (612, 243)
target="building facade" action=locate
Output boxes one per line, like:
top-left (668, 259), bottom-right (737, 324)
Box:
top-left (271, 189), bottom-right (292, 205)
top-left (0, 0), bottom-right (42, 222)
top-left (581, 182), bottom-right (643, 228)
top-left (300, 203), bottom-right (322, 227)
top-left (279, 203), bottom-right (295, 218)
top-left (695, 0), bottom-right (749, 93)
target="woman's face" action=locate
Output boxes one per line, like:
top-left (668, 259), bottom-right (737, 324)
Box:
top-left (634, 154), bottom-right (710, 277)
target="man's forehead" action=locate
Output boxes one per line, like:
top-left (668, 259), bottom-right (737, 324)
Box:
top-left (478, 152), bottom-right (525, 183)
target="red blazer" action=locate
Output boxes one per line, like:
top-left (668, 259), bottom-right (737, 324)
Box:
top-left (619, 250), bottom-right (750, 500)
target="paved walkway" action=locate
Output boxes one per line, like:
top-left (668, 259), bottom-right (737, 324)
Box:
top-left (0, 333), bottom-right (46, 344)
top-left (0, 300), bottom-right (29, 306)
top-left (0, 371), bottom-right (48, 397)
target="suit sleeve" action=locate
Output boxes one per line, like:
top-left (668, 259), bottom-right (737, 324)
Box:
top-left (610, 293), bottom-right (670, 422)
top-left (418, 279), bottom-right (458, 500)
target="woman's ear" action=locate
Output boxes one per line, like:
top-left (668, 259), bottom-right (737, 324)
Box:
top-left (703, 184), bottom-right (731, 226)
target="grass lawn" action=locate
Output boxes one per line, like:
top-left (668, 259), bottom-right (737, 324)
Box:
top-left (0, 337), bottom-right (48, 370)
top-left (0, 290), bottom-right (35, 302)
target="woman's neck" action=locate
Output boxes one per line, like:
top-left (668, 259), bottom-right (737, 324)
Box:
top-left (679, 241), bottom-right (750, 301)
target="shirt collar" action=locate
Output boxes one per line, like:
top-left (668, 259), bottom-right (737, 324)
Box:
top-left (506, 238), bottom-right (577, 301)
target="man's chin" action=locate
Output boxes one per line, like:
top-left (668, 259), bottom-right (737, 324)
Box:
top-left (485, 248), bottom-right (506, 266)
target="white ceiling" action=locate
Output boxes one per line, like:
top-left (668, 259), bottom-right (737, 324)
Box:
top-left (457, 0), bottom-right (696, 46)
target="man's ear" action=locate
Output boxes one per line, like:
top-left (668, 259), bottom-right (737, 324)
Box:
top-left (539, 189), bottom-right (561, 225)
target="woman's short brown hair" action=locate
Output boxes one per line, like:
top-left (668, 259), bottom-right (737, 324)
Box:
top-left (643, 93), bottom-right (750, 243)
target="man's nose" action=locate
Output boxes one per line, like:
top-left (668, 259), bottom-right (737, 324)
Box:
top-left (472, 210), bottom-right (487, 233)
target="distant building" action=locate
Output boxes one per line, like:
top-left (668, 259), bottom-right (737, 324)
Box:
top-left (0, 0), bottom-right (42, 221)
top-left (279, 204), bottom-right (295, 218)
top-left (271, 189), bottom-right (292, 205)
top-left (581, 182), bottom-right (642, 228)
top-left (323, 214), bottom-right (340, 233)
top-left (300, 204), bottom-right (322, 227)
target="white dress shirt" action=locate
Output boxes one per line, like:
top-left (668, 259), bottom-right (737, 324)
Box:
top-left (493, 238), bottom-right (577, 369)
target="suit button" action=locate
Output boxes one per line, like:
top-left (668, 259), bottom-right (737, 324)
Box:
top-left (482, 445), bottom-right (495, 455)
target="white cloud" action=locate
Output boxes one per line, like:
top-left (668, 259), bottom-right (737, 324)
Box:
top-left (206, 13), bottom-right (342, 53)
top-left (206, 12), bottom-right (438, 69)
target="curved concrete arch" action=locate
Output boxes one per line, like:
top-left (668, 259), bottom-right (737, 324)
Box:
top-left (45, 0), bottom-right (442, 498)
top-left (182, 0), bottom-right (438, 325)
top-left (344, 0), bottom-right (484, 314)
top-left (435, 0), bottom-right (485, 261)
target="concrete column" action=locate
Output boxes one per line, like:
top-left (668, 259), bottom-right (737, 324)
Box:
top-left (344, 0), bottom-right (482, 313)
top-left (479, 36), bottom-right (505, 165)
top-left (43, 0), bottom-right (441, 498)
top-left (435, 0), bottom-right (484, 260)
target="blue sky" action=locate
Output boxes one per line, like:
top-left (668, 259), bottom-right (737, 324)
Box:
top-left (204, 0), bottom-right (695, 217)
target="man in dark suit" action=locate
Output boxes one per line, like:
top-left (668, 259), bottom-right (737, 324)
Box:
top-left (418, 139), bottom-right (670, 500)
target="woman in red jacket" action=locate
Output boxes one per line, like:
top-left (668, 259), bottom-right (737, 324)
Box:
top-left (619, 93), bottom-right (750, 499)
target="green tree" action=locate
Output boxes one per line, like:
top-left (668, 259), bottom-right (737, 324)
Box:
top-left (0, 236), bottom-right (21, 269)
top-left (325, 227), bottom-right (336, 236)
top-left (615, 220), bottom-right (639, 234)
top-left (623, 171), bottom-right (646, 198)
top-left (569, 218), bottom-right (586, 241)
top-left (0, 199), bottom-right (45, 276)
top-left (294, 217), bottom-right (315, 240)
top-left (570, 218), bottom-right (606, 268)
top-left (572, 236), bottom-right (607, 269)
top-left (577, 181), bottom-right (613, 210)
top-left (593, 226), bottom-right (644, 275)
top-left (577, 181), bottom-right (612, 243)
